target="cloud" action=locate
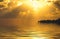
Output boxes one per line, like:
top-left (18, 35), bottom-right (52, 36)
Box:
top-left (0, 6), bottom-right (21, 18)
top-left (0, 0), bottom-right (3, 2)
top-left (54, 1), bottom-right (60, 9)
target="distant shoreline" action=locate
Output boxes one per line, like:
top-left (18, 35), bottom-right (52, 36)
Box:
top-left (38, 19), bottom-right (60, 25)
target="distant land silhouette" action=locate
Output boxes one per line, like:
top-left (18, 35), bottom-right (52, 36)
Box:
top-left (38, 19), bottom-right (60, 25)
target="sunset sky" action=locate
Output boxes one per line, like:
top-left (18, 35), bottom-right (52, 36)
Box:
top-left (0, 0), bottom-right (60, 39)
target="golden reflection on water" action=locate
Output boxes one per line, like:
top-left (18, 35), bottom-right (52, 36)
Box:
top-left (0, 18), bottom-right (60, 39)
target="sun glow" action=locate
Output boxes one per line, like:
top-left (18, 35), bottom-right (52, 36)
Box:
top-left (29, 0), bottom-right (48, 9)
top-left (16, 0), bottom-right (52, 10)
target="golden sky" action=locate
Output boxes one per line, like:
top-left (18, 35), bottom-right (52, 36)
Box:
top-left (0, 0), bottom-right (60, 39)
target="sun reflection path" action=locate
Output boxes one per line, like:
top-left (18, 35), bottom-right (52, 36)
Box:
top-left (32, 37), bottom-right (48, 39)
top-left (17, 37), bottom-right (49, 39)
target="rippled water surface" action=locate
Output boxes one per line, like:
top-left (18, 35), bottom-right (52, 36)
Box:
top-left (0, 18), bottom-right (60, 39)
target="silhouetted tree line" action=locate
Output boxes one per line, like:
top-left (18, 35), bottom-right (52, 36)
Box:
top-left (38, 19), bottom-right (60, 25)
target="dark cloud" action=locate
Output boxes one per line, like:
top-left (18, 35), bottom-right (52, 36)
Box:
top-left (0, 5), bottom-right (5, 8)
top-left (0, 7), bottom-right (21, 18)
top-left (3, 10), bottom-right (18, 18)
top-left (0, 5), bottom-right (30, 18)
top-left (0, 37), bottom-right (15, 39)
top-left (0, 0), bottom-right (3, 2)
top-left (54, 1), bottom-right (60, 9)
